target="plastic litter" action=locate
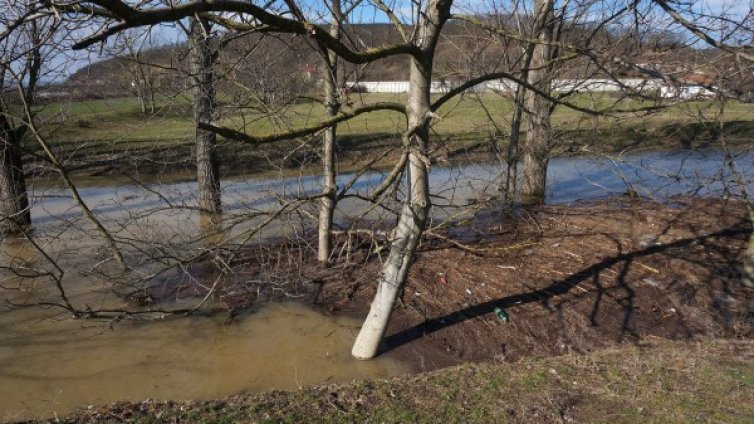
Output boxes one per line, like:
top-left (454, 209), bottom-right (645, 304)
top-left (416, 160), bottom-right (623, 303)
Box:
top-left (494, 306), bottom-right (509, 322)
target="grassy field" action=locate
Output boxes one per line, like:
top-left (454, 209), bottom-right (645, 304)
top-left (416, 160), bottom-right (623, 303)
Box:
top-left (31, 339), bottom-right (754, 423)
top-left (37, 92), bottom-right (754, 144)
top-left (24, 92), bottom-right (754, 178)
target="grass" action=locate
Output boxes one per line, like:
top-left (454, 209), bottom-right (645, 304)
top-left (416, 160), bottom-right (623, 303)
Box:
top-left (29, 339), bottom-right (754, 423)
top-left (21, 92), bottom-right (754, 179)
top-left (35, 92), bottom-right (754, 145)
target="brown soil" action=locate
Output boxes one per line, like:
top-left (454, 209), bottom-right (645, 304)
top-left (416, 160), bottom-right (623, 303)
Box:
top-left (313, 196), bottom-right (754, 371)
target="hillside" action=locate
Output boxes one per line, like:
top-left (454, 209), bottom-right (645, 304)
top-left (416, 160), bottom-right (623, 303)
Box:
top-left (59, 21), bottom-right (712, 102)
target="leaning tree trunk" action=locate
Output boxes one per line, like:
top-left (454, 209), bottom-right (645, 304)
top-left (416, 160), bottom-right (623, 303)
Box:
top-left (190, 18), bottom-right (221, 214)
top-left (0, 120), bottom-right (30, 234)
top-left (351, 54), bottom-right (433, 360)
top-left (520, 0), bottom-right (554, 203)
top-left (318, 2), bottom-right (342, 266)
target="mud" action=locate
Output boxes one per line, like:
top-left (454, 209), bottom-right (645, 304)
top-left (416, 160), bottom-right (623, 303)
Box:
top-left (108, 196), bottom-right (754, 371)
top-left (0, 302), bottom-right (408, 421)
top-left (314, 197), bottom-right (754, 370)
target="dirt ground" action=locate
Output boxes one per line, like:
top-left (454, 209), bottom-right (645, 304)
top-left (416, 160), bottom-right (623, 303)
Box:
top-left (309, 196), bottom-right (754, 371)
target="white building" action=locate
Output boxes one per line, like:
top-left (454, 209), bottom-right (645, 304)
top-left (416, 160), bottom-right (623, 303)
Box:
top-left (347, 78), bottom-right (662, 94)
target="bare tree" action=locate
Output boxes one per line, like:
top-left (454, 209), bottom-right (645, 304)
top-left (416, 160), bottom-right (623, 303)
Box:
top-left (116, 29), bottom-right (158, 114)
top-left (315, 0), bottom-right (343, 266)
top-left (350, 0), bottom-right (454, 359)
top-left (189, 17), bottom-right (222, 214)
top-left (0, 11), bottom-right (43, 234)
top-left (520, 0), bottom-right (557, 202)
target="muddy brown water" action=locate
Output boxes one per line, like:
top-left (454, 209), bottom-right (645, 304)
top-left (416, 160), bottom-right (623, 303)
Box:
top-left (0, 302), bottom-right (408, 421)
top-left (2, 149), bottom-right (753, 420)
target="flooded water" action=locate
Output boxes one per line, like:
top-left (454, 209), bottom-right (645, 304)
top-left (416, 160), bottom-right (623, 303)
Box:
top-left (1, 148), bottom-right (753, 420)
top-left (26, 149), bottom-right (754, 231)
top-left (0, 302), bottom-right (408, 420)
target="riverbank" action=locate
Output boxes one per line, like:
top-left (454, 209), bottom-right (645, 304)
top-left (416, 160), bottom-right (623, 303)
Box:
top-left (20, 338), bottom-right (754, 423)
top-left (30, 126), bottom-right (754, 182)
top-left (125, 196), bottom-right (753, 370)
top-left (125, 195), bottom-right (754, 366)
top-left (299, 196), bottom-right (754, 370)
top-left (5, 196), bottom-right (754, 422)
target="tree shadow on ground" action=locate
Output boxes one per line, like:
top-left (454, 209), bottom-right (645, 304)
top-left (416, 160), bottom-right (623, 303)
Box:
top-left (381, 206), bottom-right (752, 356)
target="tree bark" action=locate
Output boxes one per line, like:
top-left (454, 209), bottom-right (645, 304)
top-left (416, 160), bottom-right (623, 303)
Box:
top-left (190, 18), bottom-right (221, 215)
top-left (743, 210), bottom-right (754, 288)
top-left (504, 81), bottom-right (525, 201)
top-left (0, 34), bottom-right (38, 235)
top-left (521, 0), bottom-right (554, 203)
top-left (351, 0), bottom-right (447, 356)
top-left (0, 120), bottom-right (30, 234)
top-left (318, 1), bottom-right (342, 266)
top-left (503, 36), bottom-right (536, 203)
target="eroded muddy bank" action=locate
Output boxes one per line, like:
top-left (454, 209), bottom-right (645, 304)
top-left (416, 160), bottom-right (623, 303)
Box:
top-left (331, 197), bottom-right (754, 369)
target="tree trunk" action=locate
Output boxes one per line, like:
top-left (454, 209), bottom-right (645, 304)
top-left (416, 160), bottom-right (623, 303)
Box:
top-left (318, 2), bottom-right (342, 266)
top-left (352, 54), bottom-right (433, 360)
top-left (190, 18), bottom-right (221, 215)
top-left (504, 82), bottom-right (525, 201)
top-left (318, 123), bottom-right (337, 265)
top-left (743, 210), bottom-right (754, 288)
top-left (521, 0), bottom-right (554, 203)
top-left (503, 36), bottom-right (536, 203)
top-left (137, 82), bottom-right (148, 114)
top-left (146, 82), bottom-right (156, 114)
top-left (0, 121), bottom-right (30, 234)
top-left (0, 24), bottom-right (40, 235)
